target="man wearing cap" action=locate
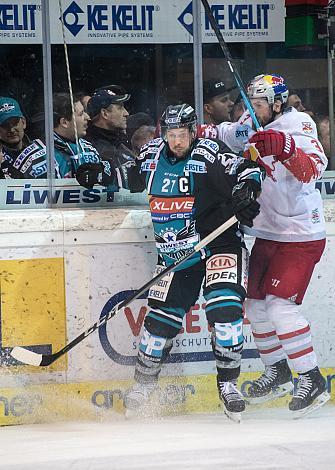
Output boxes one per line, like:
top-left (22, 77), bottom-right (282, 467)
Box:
top-left (0, 97), bottom-right (47, 178)
top-left (203, 79), bottom-right (234, 125)
top-left (86, 85), bottom-right (135, 190)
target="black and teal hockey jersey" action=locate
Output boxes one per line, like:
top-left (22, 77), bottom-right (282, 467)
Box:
top-left (128, 137), bottom-right (262, 269)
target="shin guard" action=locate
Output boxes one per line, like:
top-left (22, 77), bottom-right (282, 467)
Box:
top-left (211, 318), bottom-right (244, 381)
top-left (134, 327), bottom-right (172, 384)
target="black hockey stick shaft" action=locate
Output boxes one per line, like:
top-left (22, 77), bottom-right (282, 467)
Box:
top-left (11, 215), bottom-right (237, 366)
top-left (200, 0), bottom-right (262, 130)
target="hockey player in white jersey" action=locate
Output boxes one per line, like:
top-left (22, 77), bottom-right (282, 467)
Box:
top-left (211, 74), bottom-right (330, 418)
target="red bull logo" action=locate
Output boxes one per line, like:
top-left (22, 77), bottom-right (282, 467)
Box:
top-left (263, 74), bottom-right (284, 86)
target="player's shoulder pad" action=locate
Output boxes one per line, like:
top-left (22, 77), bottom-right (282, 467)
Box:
top-left (282, 108), bottom-right (317, 138)
top-left (137, 137), bottom-right (164, 161)
top-left (193, 137), bottom-right (230, 164)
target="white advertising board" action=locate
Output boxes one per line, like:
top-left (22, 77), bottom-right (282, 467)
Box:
top-left (0, 207), bottom-right (334, 385)
top-left (62, 234), bottom-right (335, 383)
top-left (0, 0), bottom-right (285, 44)
top-left (0, 206), bottom-right (334, 424)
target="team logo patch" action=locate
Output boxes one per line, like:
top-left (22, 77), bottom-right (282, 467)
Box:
top-left (302, 122), bottom-right (313, 134)
top-left (0, 103), bottom-right (15, 113)
top-left (206, 254), bottom-right (238, 286)
top-left (311, 208), bottom-right (320, 224)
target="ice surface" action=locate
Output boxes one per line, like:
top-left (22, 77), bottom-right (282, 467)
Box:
top-left (0, 406), bottom-right (334, 469)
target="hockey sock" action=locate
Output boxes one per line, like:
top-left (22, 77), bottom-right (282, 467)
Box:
top-left (266, 295), bottom-right (317, 373)
top-left (246, 298), bottom-right (286, 366)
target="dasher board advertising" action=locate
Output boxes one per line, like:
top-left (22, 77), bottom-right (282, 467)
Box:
top-left (0, 0), bottom-right (285, 44)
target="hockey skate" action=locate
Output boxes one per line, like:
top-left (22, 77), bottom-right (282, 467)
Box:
top-left (245, 359), bottom-right (294, 404)
top-left (123, 382), bottom-right (157, 419)
top-left (289, 367), bottom-right (330, 419)
top-left (217, 378), bottom-right (245, 423)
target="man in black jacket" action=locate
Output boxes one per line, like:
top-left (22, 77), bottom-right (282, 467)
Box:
top-left (86, 85), bottom-right (135, 190)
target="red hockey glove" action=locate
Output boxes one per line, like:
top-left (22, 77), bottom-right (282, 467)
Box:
top-left (249, 130), bottom-right (295, 162)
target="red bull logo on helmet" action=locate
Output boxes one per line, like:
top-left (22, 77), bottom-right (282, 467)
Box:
top-left (264, 74), bottom-right (284, 86)
top-left (263, 74), bottom-right (287, 96)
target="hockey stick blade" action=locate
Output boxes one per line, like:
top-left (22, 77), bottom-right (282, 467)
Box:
top-left (11, 303), bottom-right (121, 367)
top-left (10, 215), bottom-right (237, 366)
top-left (11, 346), bottom-right (44, 366)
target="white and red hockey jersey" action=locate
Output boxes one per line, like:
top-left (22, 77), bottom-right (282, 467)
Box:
top-left (208, 107), bottom-right (327, 242)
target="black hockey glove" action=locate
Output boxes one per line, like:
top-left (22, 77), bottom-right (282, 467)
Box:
top-left (76, 161), bottom-right (115, 189)
top-left (231, 180), bottom-right (260, 228)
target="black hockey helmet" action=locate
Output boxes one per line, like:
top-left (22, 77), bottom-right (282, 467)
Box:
top-left (160, 103), bottom-right (197, 140)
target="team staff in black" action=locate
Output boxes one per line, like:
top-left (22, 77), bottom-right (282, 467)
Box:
top-left (86, 85), bottom-right (135, 190)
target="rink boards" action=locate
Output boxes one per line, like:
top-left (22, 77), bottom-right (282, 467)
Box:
top-left (0, 202), bottom-right (334, 425)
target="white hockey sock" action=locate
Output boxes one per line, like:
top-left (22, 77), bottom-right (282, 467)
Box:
top-left (246, 298), bottom-right (286, 366)
top-left (266, 295), bottom-right (318, 373)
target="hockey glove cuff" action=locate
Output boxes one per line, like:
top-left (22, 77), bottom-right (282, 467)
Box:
top-left (249, 130), bottom-right (296, 162)
top-left (232, 181), bottom-right (261, 228)
top-left (236, 200), bottom-right (260, 227)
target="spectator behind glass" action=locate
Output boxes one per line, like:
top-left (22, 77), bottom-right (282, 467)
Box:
top-left (77, 92), bottom-right (92, 112)
top-left (315, 115), bottom-right (331, 165)
top-left (231, 95), bottom-right (245, 122)
top-left (53, 92), bottom-right (115, 188)
top-left (0, 96), bottom-right (46, 178)
top-left (287, 93), bottom-right (306, 112)
top-left (131, 125), bottom-right (156, 156)
top-left (86, 85), bottom-right (135, 190)
top-left (0, 96), bottom-right (28, 151)
top-left (0, 141), bottom-right (7, 178)
top-left (203, 79), bottom-right (234, 125)
top-left (127, 112), bottom-right (154, 144)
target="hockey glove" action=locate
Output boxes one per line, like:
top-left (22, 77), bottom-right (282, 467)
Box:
top-left (232, 180), bottom-right (260, 228)
top-left (249, 130), bottom-right (295, 162)
top-left (76, 161), bottom-right (115, 189)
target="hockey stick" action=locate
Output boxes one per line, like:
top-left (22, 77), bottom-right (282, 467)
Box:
top-left (200, 0), bottom-right (262, 131)
top-left (11, 215), bottom-right (238, 367)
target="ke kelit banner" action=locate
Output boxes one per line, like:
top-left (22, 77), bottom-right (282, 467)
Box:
top-left (0, 0), bottom-right (285, 44)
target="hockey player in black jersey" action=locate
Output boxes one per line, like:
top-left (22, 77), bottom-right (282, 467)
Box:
top-left (125, 103), bottom-right (265, 421)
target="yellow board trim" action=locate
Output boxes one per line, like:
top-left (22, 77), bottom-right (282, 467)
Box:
top-left (0, 369), bottom-right (334, 426)
top-left (0, 258), bottom-right (67, 372)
